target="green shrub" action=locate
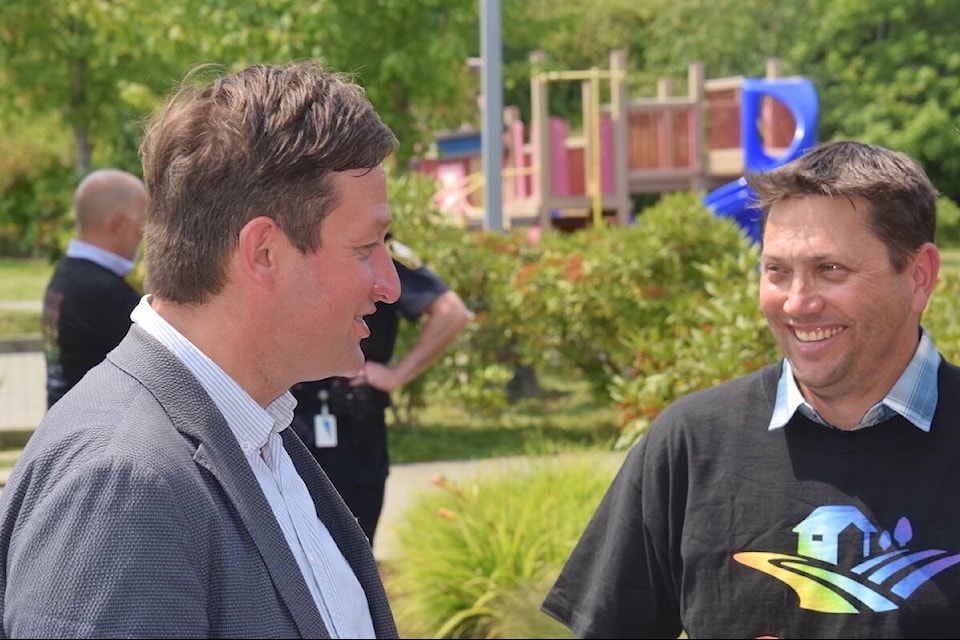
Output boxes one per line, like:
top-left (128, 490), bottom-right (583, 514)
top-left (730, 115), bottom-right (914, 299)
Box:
top-left (0, 146), bottom-right (74, 258)
top-left (384, 170), bottom-right (521, 422)
top-left (610, 243), bottom-right (776, 448)
top-left (390, 187), bottom-right (757, 421)
top-left (385, 453), bottom-right (622, 639)
top-left (483, 193), bottom-right (747, 396)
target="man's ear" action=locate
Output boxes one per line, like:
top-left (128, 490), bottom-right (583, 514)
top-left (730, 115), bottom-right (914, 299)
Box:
top-left (911, 242), bottom-right (941, 314)
top-left (237, 216), bottom-right (283, 289)
top-left (107, 210), bottom-right (128, 234)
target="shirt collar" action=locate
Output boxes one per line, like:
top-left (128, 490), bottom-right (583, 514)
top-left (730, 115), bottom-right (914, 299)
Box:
top-left (768, 329), bottom-right (940, 432)
top-left (66, 239), bottom-right (136, 278)
top-left (130, 295), bottom-right (296, 452)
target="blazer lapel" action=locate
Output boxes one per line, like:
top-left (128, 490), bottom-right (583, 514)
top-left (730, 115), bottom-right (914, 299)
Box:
top-left (283, 430), bottom-right (399, 637)
top-left (109, 327), bottom-right (330, 637)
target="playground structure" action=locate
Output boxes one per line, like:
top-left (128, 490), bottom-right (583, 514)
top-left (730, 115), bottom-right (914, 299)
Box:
top-left (414, 49), bottom-right (818, 238)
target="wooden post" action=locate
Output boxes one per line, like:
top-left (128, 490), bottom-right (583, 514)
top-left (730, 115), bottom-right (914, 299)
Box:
top-left (657, 77), bottom-right (675, 170)
top-left (530, 50), bottom-right (551, 228)
top-left (763, 57), bottom-right (783, 148)
top-left (657, 77), bottom-right (674, 98)
top-left (581, 76), bottom-right (603, 225)
top-left (765, 57), bottom-right (782, 79)
top-left (687, 61), bottom-right (707, 192)
top-left (502, 105), bottom-right (521, 206)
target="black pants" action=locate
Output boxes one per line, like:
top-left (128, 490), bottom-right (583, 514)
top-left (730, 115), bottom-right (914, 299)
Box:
top-left (317, 473), bottom-right (385, 544)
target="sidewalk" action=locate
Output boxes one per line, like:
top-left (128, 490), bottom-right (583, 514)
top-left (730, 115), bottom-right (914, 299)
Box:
top-left (0, 300), bottom-right (46, 444)
top-left (0, 341), bottom-right (44, 445)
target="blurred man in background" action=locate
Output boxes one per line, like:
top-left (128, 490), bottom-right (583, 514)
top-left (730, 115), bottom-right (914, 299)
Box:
top-left (42, 168), bottom-right (146, 407)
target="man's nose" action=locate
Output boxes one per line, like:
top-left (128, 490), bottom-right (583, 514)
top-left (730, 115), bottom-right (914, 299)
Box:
top-left (782, 277), bottom-right (823, 316)
top-left (373, 251), bottom-right (401, 304)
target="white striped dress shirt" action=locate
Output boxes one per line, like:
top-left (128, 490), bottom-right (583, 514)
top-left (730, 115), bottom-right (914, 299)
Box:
top-left (130, 295), bottom-right (375, 638)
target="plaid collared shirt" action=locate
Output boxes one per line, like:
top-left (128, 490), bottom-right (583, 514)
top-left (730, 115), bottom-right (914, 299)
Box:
top-left (768, 329), bottom-right (941, 432)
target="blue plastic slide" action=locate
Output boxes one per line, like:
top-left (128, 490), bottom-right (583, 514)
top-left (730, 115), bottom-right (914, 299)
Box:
top-left (705, 77), bottom-right (818, 243)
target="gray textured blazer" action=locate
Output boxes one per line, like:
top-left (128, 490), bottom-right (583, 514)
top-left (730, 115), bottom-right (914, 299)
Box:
top-left (0, 325), bottom-right (398, 638)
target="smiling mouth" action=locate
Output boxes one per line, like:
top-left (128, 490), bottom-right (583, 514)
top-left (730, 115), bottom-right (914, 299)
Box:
top-left (794, 326), bottom-right (844, 343)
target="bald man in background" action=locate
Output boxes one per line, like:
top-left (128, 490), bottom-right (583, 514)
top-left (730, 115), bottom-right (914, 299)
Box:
top-left (42, 168), bottom-right (147, 408)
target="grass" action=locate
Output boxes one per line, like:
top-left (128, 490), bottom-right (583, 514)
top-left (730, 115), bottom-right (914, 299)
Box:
top-left (389, 374), bottom-right (621, 464)
top-left (6, 246), bottom-right (960, 463)
top-left (0, 310), bottom-right (41, 337)
top-left (0, 373), bottom-right (619, 471)
top-left (0, 257), bottom-right (53, 301)
top-left (5, 249), bottom-right (960, 337)
top-left (0, 449), bottom-right (21, 467)
top-left (9, 245), bottom-right (957, 466)
top-left (0, 257), bottom-right (50, 339)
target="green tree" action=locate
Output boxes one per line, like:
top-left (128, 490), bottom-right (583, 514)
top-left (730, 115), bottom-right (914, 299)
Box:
top-left (637, 0), bottom-right (819, 84)
top-left (499, 0), bottom-right (654, 125)
top-left (172, 0), bottom-right (328, 69)
top-left (311, 0), bottom-right (480, 166)
top-left (4, 0), bottom-right (960, 255)
top-left (1, 0), bottom-right (485, 174)
top-left (0, 0), bottom-right (190, 177)
top-left (790, 0), bottom-right (960, 200)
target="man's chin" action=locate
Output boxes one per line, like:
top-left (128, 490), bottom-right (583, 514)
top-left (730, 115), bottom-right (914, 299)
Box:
top-left (332, 354), bottom-right (365, 379)
top-left (300, 358), bottom-right (361, 384)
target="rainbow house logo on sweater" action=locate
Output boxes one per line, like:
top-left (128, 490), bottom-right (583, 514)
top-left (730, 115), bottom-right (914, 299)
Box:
top-left (734, 505), bottom-right (960, 613)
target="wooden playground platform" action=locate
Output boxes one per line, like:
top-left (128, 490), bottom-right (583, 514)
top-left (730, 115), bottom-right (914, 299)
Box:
top-left (415, 50), bottom-right (804, 230)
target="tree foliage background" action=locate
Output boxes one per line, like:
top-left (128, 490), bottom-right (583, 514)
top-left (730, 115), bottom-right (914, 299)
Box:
top-left (1, 0), bottom-right (958, 256)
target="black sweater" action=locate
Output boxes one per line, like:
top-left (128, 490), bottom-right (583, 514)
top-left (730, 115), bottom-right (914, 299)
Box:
top-left (544, 360), bottom-right (960, 638)
top-left (42, 257), bottom-right (140, 407)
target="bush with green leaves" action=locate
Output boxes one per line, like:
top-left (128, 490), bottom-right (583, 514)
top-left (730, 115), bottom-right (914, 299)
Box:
top-left (386, 174), bottom-right (546, 420)
top-left (387, 186), bottom-right (758, 423)
top-left (349, 173), bottom-right (960, 443)
top-left (504, 193), bottom-right (753, 398)
top-left (384, 453), bottom-right (621, 639)
top-left (0, 142), bottom-right (74, 259)
top-left (609, 243), bottom-right (776, 448)
top-left (384, 171), bottom-right (530, 421)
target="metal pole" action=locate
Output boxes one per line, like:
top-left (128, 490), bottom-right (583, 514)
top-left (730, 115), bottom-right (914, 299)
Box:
top-left (480, 0), bottom-right (503, 231)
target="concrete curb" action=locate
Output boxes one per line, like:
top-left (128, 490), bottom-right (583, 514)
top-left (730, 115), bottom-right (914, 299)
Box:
top-left (0, 336), bottom-right (43, 354)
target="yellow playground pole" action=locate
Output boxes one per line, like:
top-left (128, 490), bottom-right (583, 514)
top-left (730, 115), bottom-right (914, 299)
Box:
top-left (539, 68), bottom-right (624, 227)
top-left (589, 67), bottom-right (602, 226)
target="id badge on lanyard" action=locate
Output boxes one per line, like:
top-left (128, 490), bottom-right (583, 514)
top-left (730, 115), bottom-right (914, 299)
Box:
top-left (313, 390), bottom-right (338, 447)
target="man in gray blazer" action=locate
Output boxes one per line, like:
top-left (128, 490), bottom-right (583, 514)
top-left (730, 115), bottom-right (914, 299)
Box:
top-left (0, 61), bottom-right (402, 638)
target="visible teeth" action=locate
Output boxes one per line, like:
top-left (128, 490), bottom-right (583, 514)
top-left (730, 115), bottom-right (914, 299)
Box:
top-left (795, 327), bottom-right (842, 342)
